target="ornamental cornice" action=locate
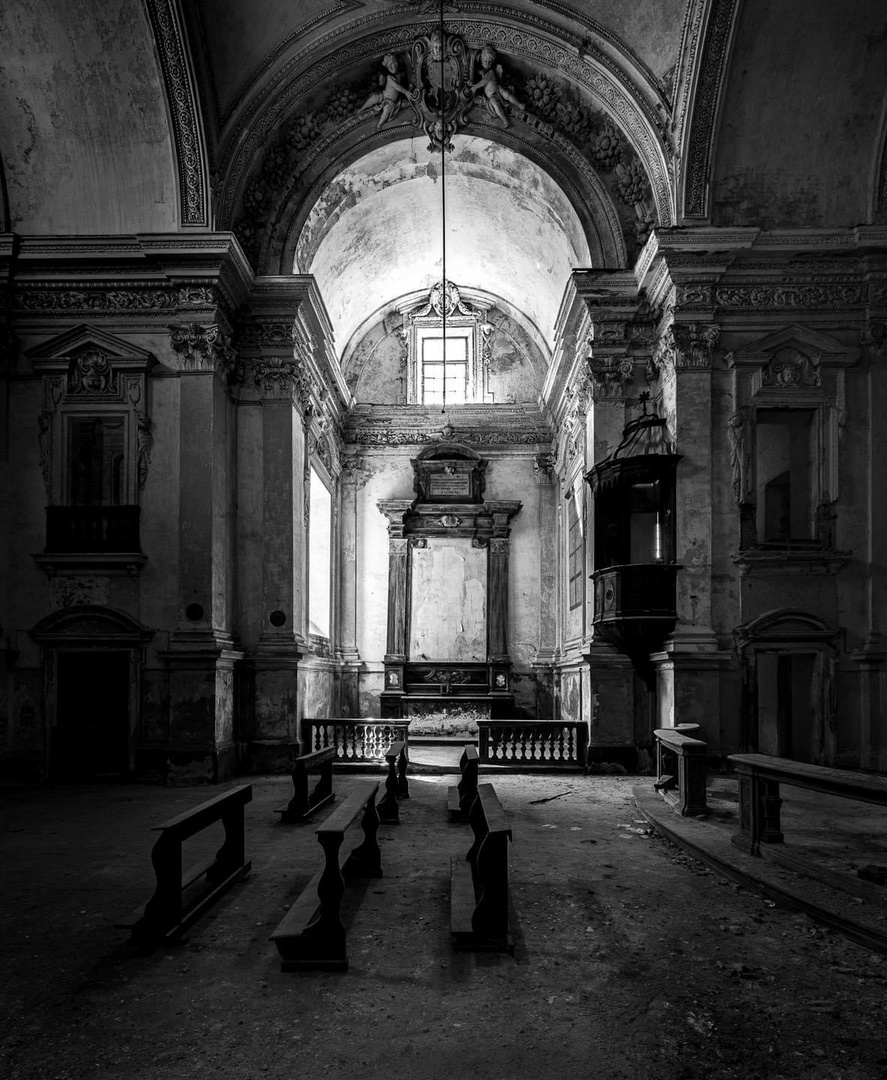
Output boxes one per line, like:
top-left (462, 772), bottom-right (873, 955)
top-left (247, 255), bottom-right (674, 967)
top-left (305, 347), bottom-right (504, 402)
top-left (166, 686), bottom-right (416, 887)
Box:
top-left (345, 405), bottom-right (551, 447)
top-left (219, 19), bottom-right (672, 231)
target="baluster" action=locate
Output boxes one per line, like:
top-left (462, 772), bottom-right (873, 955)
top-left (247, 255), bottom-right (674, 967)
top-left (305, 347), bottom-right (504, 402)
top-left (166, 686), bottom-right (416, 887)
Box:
top-left (566, 726), bottom-right (574, 763)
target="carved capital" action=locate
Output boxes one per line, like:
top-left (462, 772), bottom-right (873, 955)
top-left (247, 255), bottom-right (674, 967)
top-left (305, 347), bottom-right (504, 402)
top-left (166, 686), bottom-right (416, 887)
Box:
top-left (533, 451), bottom-right (556, 486)
top-left (588, 356), bottom-right (635, 397)
top-left (169, 322), bottom-right (236, 377)
top-left (253, 356), bottom-right (297, 395)
top-left (861, 320), bottom-right (886, 359)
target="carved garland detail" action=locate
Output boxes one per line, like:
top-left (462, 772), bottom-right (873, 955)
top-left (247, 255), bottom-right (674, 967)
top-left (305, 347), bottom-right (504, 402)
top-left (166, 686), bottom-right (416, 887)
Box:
top-left (144, 0), bottom-right (209, 226)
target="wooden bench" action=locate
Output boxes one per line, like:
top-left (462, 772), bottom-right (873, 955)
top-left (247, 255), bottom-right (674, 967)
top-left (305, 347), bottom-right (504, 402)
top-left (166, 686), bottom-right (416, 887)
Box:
top-left (653, 727), bottom-right (708, 816)
top-left (451, 783), bottom-right (513, 953)
top-left (377, 740), bottom-right (409, 824)
top-left (270, 780), bottom-right (382, 971)
top-left (275, 746), bottom-right (337, 823)
top-left (117, 784), bottom-right (252, 945)
top-left (448, 744), bottom-right (479, 822)
top-left (729, 753), bottom-right (887, 857)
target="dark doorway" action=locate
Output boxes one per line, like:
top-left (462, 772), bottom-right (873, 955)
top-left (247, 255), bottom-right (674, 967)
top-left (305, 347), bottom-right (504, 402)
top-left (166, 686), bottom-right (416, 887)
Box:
top-left (54, 651), bottom-right (131, 779)
top-left (755, 651), bottom-right (818, 762)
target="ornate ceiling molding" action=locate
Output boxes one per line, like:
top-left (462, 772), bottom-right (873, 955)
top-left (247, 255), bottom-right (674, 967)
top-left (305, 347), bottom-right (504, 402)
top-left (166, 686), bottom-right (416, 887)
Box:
top-left (145, 0), bottom-right (211, 227)
top-left (675, 0), bottom-right (741, 220)
top-left (217, 18), bottom-right (673, 235)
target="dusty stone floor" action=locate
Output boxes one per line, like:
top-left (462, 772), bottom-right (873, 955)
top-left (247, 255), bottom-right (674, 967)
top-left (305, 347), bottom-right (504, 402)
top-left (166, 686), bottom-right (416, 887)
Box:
top-left (2, 772), bottom-right (887, 1080)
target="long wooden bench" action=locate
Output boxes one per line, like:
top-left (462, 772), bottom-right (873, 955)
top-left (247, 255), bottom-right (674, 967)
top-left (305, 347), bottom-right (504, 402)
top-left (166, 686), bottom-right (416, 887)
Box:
top-left (275, 746), bottom-right (337, 824)
top-left (729, 753), bottom-right (887, 857)
top-left (117, 784), bottom-right (252, 945)
top-left (653, 727), bottom-right (708, 816)
top-left (377, 740), bottom-right (409, 824)
top-left (451, 783), bottom-right (513, 953)
top-left (448, 744), bottom-right (479, 822)
top-left (270, 780), bottom-right (382, 971)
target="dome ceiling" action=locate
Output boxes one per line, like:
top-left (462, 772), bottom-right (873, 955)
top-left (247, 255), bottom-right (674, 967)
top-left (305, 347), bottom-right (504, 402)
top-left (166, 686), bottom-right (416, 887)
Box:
top-left (297, 135), bottom-right (590, 355)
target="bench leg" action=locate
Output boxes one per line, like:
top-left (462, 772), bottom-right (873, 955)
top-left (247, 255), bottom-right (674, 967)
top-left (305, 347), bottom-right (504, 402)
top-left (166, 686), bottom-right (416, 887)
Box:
top-left (396, 746), bottom-right (409, 799)
top-left (678, 752), bottom-right (708, 816)
top-left (132, 832), bottom-right (182, 942)
top-left (378, 756), bottom-right (400, 824)
top-left (206, 806), bottom-right (246, 883)
top-left (343, 788), bottom-right (383, 879)
top-left (284, 764), bottom-right (310, 821)
top-left (458, 761), bottom-right (479, 818)
top-left (733, 770), bottom-right (784, 856)
top-left (471, 832), bottom-right (511, 950)
top-left (310, 759), bottom-right (334, 810)
top-left (301, 832), bottom-right (347, 955)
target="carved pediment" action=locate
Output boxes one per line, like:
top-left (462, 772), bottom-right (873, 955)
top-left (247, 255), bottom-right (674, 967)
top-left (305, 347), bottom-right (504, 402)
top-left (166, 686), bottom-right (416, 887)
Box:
top-left (726, 324), bottom-right (859, 371)
top-left (26, 324), bottom-right (155, 371)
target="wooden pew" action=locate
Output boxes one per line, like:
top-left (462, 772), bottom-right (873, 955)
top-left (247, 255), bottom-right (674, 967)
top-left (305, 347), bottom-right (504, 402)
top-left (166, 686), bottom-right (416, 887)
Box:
top-left (377, 739), bottom-right (409, 824)
top-left (270, 780), bottom-right (382, 971)
top-left (729, 753), bottom-right (887, 857)
top-left (275, 746), bottom-right (337, 823)
top-left (653, 727), bottom-right (708, 816)
top-left (448, 744), bottom-right (479, 822)
top-left (117, 784), bottom-right (252, 945)
top-left (451, 783), bottom-right (513, 953)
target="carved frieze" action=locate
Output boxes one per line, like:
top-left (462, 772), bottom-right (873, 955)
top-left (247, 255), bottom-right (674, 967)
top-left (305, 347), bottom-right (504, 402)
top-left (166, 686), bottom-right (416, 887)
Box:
top-left (15, 285), bottom-right (218, 315)
top-left (714, 284), bottom-right (865, 309)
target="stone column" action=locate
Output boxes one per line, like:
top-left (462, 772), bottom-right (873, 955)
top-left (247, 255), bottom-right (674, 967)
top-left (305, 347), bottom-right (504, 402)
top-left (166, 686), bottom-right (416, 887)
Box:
top-left (248, 355), bottom-right (307, 768)
top-left (649, 318), bottom-right (727, 737)
top-left (386, 535), bottom-right (410, 661)
top-left (166, 321), bottom-right (243, 781)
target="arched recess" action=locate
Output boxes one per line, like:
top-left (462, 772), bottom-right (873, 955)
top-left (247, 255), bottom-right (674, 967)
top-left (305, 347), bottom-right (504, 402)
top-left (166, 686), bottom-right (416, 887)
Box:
top-left (30, 607), bottom-right (154, 779)
top-left (341, 283), bottom-right (551, 407)
top-left (734, 609), bottom-right (840, 766)
top-left (219, 17), bottom-right (675, 272)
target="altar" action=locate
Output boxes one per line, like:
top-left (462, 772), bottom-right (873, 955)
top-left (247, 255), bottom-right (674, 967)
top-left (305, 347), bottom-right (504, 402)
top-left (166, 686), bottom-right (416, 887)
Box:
top-left (376, 443), bottom-right (521, 724)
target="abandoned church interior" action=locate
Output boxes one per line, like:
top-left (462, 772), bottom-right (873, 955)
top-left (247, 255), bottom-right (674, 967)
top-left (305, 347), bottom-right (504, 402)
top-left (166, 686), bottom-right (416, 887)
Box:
top-left (3, 2), bottom-right (887, 1078)
top-left (1, 0), bottom-right (886, 785)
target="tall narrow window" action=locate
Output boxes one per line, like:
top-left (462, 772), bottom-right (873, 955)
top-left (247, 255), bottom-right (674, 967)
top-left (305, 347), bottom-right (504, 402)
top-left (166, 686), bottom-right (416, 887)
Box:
top-left (308, 468), bottom-right (332, 639)
top-left (567, 496), bottom-right (584, 610)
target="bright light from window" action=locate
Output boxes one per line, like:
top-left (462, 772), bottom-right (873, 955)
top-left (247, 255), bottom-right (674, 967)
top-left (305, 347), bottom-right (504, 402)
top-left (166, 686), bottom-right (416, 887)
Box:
top-left (421, 333), bottom-right (469, 404)
top-left (308, 468), bottom-right (331, 638)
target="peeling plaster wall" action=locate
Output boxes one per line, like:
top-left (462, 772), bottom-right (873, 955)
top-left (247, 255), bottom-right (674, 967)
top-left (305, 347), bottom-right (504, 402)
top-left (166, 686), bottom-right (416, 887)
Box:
top-left (299, 136), bottom-right (589, 357)
top-left (712, 0), bottom-right (887, 228)
top-left (0, 0), bottom-right (178, 233)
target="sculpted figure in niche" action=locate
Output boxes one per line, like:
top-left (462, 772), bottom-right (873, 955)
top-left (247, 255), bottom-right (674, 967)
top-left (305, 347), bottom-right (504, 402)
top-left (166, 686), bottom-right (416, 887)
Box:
top-left (727, 412), bottom-right (750, 505)
top-left (469, 45), bottom-right (523, 128)
top-left (359, 54), bottom-right (413, 129)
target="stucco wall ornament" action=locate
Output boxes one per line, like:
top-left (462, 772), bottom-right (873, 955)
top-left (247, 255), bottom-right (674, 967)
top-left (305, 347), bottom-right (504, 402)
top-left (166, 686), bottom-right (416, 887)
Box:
top-left (533, 451), bottom-right (556, 486)
top-left (67, 348), bottom-right (117, 396)
top-left (761, 349), bottom-right (821, 389)
top-left (727, 411), bottom-right (751, 505)
top-left (137, 415), bottom-right (153, 489)
top-left (414, 280), bottom-right (474, 318)
top-left (358, 53), bottom-right (416, 130)
top-left (860, 320), bottom-right (886, 358)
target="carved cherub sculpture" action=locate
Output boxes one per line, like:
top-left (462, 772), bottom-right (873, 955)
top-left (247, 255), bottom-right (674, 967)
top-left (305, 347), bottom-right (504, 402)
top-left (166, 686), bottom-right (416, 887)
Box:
top-left (359, 53), bottom-right (413, 129)
top-left (469, 44), bottom-right (523, 128)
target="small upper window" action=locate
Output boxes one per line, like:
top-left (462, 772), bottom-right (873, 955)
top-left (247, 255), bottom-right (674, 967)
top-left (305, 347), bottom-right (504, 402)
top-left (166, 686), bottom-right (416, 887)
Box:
top-left (418, 328), bottom-right (472, 405)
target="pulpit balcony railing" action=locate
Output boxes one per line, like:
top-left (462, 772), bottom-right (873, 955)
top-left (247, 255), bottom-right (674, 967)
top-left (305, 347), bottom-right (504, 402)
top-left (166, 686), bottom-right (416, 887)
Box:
top-left (45, 505), bottom-right (142, 553)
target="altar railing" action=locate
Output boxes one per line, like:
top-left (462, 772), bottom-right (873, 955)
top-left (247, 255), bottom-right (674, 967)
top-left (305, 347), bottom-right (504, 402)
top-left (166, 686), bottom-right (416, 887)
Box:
top-left (303, 718), bottom-right (409, 763)
top-left (477, 720), bottom-right (588, 769)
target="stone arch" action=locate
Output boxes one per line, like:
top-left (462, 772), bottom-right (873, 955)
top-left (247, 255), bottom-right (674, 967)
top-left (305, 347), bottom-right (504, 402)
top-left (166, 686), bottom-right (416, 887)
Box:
top-left (218, 17), bottom-right (674, 266)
